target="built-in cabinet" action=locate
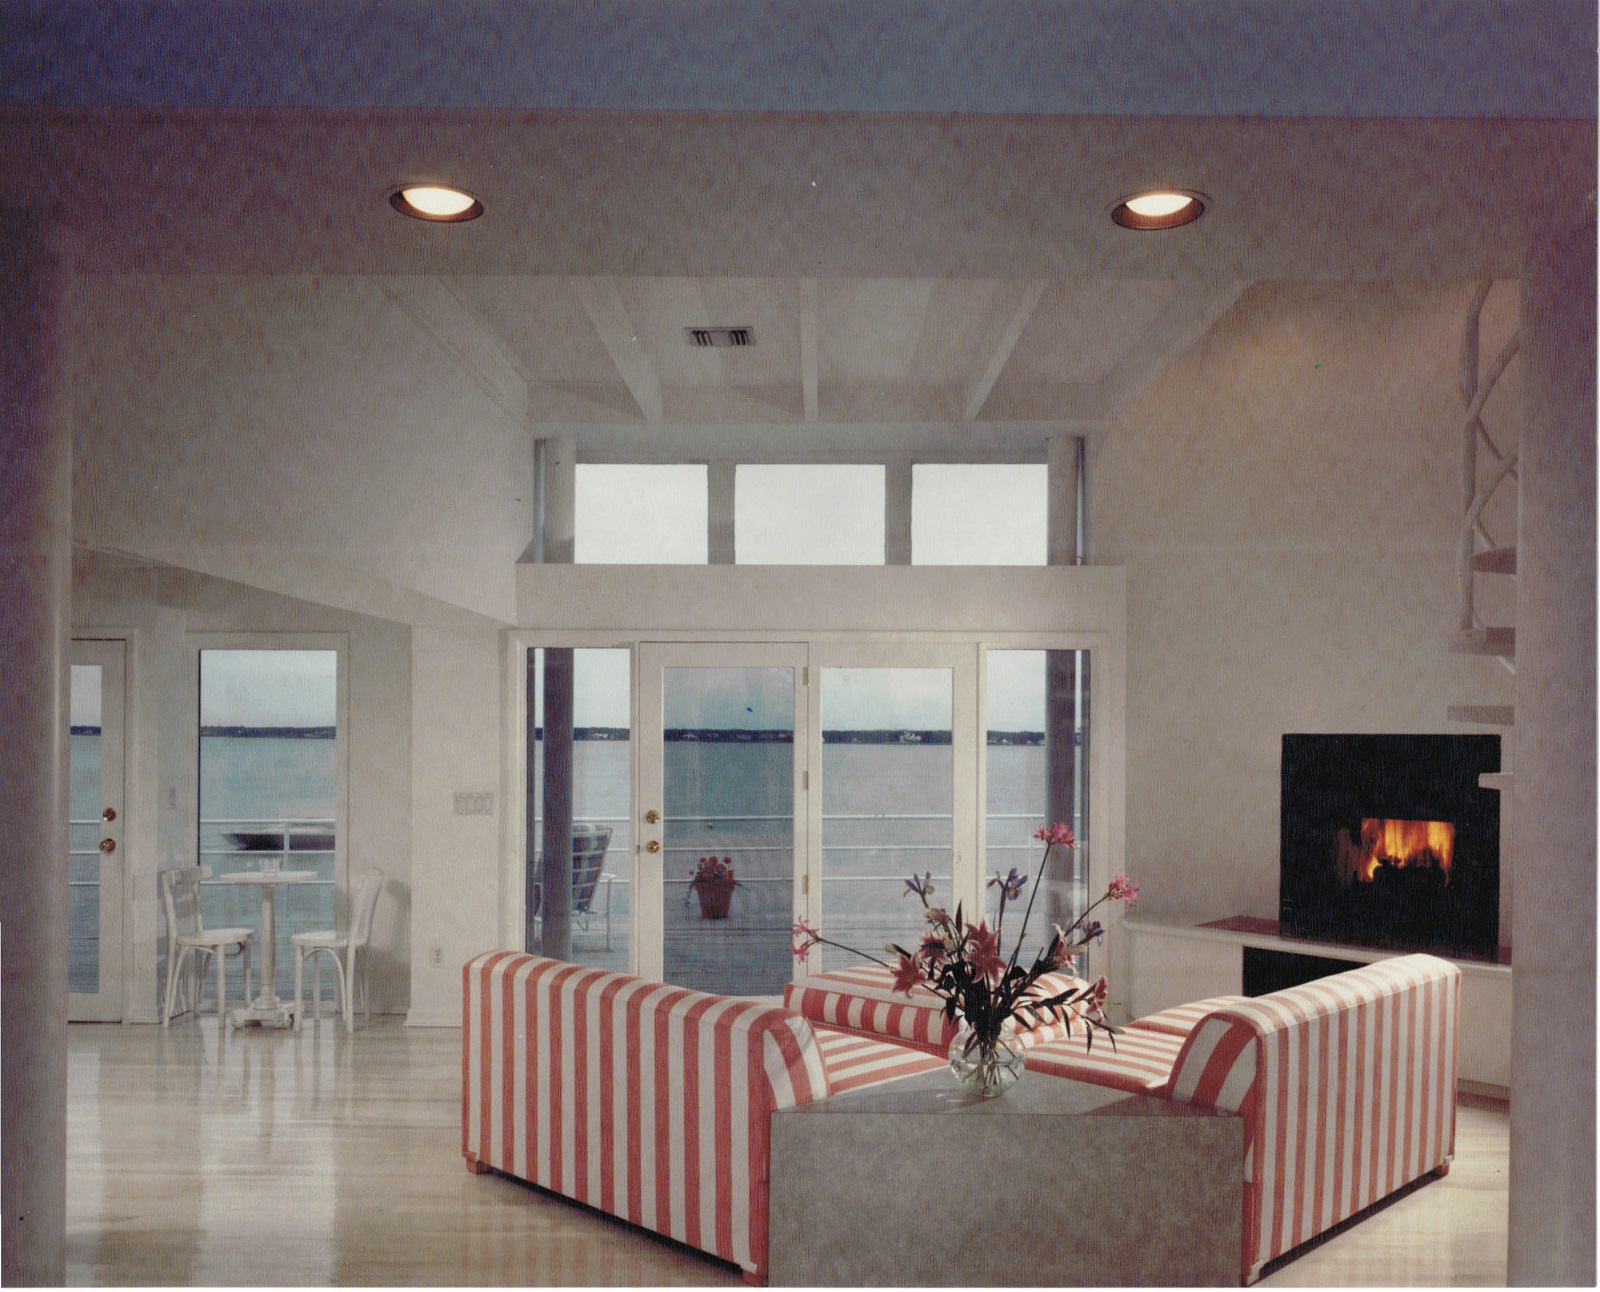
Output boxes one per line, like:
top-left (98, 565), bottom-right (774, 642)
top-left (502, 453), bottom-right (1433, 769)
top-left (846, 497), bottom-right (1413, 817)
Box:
top-left (1122, 915), bottom-right (1511, 1095)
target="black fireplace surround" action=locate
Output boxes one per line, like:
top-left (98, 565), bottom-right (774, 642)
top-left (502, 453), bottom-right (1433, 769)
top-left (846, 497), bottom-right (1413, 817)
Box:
top-left (1280, 733), bottom-right (1501, 961)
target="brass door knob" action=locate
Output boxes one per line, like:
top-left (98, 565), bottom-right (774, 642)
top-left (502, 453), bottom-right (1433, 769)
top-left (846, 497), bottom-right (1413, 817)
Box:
top-left (644, 810), bottom-right (661, 825)
top-left (101, 807), bottom-right (117, 822)
top-left (645, 840), bottom-right (661, 853)
top-left (98, 838), bottom-right (116, 854)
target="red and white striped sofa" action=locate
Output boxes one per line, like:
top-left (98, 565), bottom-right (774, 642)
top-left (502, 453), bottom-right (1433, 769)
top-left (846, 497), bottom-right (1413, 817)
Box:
top-left (787, 953), bottom-right (1461, 1284)
top-left (461, 952), bottom-right (942, 1283)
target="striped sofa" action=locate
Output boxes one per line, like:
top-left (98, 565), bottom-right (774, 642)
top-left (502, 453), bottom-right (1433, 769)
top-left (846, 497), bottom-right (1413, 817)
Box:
top-left (788, 953), bottom-right (1461, 1284)
top-left (461, 952), bottom-right (942, 1283)
top-left (783, 962), bottom-right (1093, 1055)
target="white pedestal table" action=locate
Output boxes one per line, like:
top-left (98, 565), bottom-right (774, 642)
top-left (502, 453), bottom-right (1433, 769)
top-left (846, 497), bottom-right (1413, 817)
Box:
top-left (218, 869), bottom-right (316, 1029)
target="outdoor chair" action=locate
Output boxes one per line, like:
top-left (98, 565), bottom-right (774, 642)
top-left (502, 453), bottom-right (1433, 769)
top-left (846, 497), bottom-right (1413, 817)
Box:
top-left (529, 824), bottom-right (616, 950)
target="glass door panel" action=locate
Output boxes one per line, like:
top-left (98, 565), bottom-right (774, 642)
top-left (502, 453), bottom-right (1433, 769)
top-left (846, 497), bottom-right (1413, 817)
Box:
top-left (983, 649), bottom-right (1092, 970)
top-left (637, 645), bottom-right (806, 996)
top-left (816, 664), bottom-right (962, 970)
top-left (69, 640), bottom-right (125, 1021)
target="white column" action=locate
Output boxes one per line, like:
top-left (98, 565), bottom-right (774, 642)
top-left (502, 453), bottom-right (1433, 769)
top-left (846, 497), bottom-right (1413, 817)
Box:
top-left (543, 436), bottom-right (576, 565)
top-left (0, 209), bottom-right (71, 1285)
top-left (1047, 435), bottom-right (1081, 565)
top-left (885, 460), bottom-right (912, 565)
top-left (708, 460), bottom-right (736, 564)
top-left (1508, 212), bottom-right (1596, 1287)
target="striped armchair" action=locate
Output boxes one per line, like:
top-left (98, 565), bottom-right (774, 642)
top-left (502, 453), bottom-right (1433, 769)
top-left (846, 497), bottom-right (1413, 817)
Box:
top-left (461, 952), bottom-right (941, 1283)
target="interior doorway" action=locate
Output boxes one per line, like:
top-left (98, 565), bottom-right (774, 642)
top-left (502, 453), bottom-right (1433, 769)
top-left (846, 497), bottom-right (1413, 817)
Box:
top-left (68, 639), bottom-right (126, 1022)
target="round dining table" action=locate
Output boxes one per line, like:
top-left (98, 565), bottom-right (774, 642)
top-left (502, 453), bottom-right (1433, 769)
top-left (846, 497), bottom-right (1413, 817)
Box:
top-left (218, 869), bottom-right (317, 1028)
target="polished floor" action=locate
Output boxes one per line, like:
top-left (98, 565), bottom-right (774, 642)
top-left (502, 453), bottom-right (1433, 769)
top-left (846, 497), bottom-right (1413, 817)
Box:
top-left (66, 1016), bottom-right (1509, 1286)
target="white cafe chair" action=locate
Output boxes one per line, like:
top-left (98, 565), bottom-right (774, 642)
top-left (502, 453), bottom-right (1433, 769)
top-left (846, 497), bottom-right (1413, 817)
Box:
top-left (292, 868), bottom-right (384, 1032)
top-left (160, 865), bottom-right (254, 1026)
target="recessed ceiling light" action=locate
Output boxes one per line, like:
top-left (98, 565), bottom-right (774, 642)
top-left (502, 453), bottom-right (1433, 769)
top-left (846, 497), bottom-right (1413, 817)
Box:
top-left (1111, 190), bottom-right (1206, 231)
top-left (389, 184), bottom-right (484, 223)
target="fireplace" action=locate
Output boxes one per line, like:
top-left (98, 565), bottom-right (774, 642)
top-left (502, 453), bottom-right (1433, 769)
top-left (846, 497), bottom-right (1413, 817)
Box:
top-left (1279, 734), bottom-right (1501, 960)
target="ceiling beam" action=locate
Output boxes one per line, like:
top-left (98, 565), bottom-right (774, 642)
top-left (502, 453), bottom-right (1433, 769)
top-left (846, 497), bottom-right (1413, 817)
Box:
top-left (1104, 281), bottom-right (1248, 417)
top-left (800, 277), bottom-right (820, 422)
top-left (569, 277), bottom-right (663, 423)
top-left (378, 276), bottom-right (527, 425)
top-left (962, 279), bottom-right (1048, 423)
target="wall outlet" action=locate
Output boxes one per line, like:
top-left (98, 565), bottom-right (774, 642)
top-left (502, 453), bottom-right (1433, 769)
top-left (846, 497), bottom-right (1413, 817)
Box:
top-left (453, 791), bottom-right (494, 816)
top-left (429, 946), bottom-right (444, 968)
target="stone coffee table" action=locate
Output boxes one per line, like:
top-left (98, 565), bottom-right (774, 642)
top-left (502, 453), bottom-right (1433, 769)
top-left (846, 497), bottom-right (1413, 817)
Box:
top-left (768, 1067), bottom-right (1243, 1286)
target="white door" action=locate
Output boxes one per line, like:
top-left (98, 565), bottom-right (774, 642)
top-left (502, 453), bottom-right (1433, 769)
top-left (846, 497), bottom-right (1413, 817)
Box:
top-left (69, 639), bottom-right (126, 1022)
top-left (635, 643), bottom-right (808, 995)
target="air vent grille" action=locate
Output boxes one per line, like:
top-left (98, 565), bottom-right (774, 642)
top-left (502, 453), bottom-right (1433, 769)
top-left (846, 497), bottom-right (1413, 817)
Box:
top-left (686, 326), bottom-right (754, 349)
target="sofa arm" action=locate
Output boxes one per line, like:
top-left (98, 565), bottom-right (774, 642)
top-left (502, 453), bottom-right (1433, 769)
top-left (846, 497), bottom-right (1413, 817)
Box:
top-left (463, 951), bottom-right (831, 1280)
top-left (1166, 953), bottom-right (1461, 1281)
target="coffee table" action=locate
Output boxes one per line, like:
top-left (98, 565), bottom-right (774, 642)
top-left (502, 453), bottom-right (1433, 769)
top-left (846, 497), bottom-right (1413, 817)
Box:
top-left (768, 1068), bottom-right (1243, 1286)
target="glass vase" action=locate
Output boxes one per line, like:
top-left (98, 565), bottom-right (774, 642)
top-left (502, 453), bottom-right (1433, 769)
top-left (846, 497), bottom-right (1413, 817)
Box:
top-left (948, 1025), bottom-right (1025, 1099)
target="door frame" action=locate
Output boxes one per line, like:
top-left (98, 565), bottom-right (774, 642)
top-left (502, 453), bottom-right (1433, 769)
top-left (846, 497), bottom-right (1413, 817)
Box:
top-left (69, 638), bottom-right (127, 1022)
top-left (503, 599), bottom-right (1124, 991)
top-left (634, 640), bottom-right (809, 985)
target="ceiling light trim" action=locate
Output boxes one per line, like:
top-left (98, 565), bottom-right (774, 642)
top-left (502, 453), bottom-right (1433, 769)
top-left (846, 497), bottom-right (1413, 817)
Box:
top-left (388, 184), bottom-right (485, 223)
top-left (1111, 189), bottom-right (1207, 231)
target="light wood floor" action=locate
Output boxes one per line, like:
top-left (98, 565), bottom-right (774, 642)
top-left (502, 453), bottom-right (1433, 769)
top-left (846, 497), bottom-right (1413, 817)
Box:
top-left (66, 1016), bottom-right (1509, 1286)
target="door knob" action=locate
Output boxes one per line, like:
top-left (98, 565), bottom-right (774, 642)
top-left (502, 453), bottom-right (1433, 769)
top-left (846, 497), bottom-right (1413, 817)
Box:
top-left (644, 810), bottom-right (661, 825)
top-left (98, 838), bottom-right (116, 854)
top-left (101, 807), bottom-right (117, 823)
top-left (645, 840), bottom-right (661, 853)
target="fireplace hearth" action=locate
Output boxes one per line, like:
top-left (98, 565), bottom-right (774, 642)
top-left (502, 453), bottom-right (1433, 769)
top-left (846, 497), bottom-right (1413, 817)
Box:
top-left (1280, 734), bottom-right (1501, 961)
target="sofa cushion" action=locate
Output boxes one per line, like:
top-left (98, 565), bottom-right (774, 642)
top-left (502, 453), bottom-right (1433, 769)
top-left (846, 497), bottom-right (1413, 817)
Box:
top-left (811, 1024), bottom-right (947, 1094)
top-left (785, 963), bottom-right (1091, 1057)
top-left (1126, 995), bottom-right (1251, 1038)
top-left (1024, 1025), bottom-right (1188, 1095)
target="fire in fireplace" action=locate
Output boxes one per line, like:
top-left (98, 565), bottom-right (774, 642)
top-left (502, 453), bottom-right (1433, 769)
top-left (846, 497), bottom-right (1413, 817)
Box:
top-left (1334, 818), bottom-right (1455, 884)
top-left (1281, 734), bottom-right (1500, 960)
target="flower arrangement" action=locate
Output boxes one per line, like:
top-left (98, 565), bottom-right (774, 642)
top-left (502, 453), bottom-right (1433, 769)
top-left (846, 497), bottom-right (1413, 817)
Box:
top-left (686, 855), bottom-right (742, 920)
top-left (792, 823), bottom-right (1140, 1095)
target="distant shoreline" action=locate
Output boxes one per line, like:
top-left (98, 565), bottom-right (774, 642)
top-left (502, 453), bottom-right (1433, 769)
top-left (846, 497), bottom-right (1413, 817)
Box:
top-left (199, 725), bottom-right (336, 739)
top-left (526, 727), bottom-right (1048, 746)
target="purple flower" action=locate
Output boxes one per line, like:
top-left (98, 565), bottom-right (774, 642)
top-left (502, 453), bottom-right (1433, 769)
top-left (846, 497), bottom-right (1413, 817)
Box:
top-left (1082, 919), bottom-right (1104, 943)
top-left (905, 871), bottom-right (935, 901)
top-left (1034, 822), bottom-right (1077, 848)
top-left (987, 868), bottom-right (1028, 901)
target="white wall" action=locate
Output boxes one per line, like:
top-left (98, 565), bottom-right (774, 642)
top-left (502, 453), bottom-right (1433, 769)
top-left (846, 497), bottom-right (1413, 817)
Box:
top-left (406, 624), bottom-right (505, 1025)
top-left (72, 556), bottom-right (413, 1020)
top-left (1094, 281), bottom-right (1519, 934)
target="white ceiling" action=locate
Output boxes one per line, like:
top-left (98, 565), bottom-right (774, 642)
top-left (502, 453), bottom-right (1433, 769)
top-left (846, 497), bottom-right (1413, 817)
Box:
top-left (9, 11), bottom-right (1592, 624)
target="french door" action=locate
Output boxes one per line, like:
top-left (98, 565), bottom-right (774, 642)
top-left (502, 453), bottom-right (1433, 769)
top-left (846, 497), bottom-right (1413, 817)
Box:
top-left (68, 639), bottom-right (126, 1021)
top-left (635, 643), bottom-right (808, 995)
top-left (634, 641), bottom-right (980, 993)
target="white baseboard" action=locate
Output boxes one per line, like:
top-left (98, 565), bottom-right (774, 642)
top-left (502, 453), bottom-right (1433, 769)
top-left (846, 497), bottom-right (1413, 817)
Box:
top-left (405, 1008), bottom-right (463, 1028)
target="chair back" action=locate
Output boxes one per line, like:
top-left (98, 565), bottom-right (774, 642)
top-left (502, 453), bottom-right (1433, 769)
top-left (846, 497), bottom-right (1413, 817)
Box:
top-left (348, 867), bottom-right (385, 950)
top-left (160, 865), bottom-right (211, 943)
top-left (570, 825), bottom-right (612, 914)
